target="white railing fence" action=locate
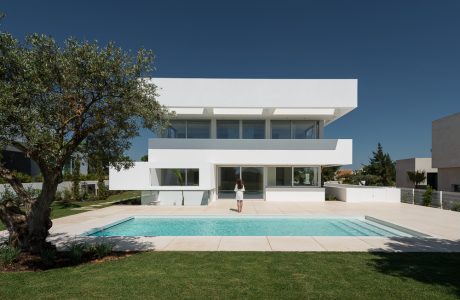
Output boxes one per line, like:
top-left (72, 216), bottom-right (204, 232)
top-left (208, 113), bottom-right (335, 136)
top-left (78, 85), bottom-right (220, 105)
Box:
top-left (400, 187), bottom-right (460, 211)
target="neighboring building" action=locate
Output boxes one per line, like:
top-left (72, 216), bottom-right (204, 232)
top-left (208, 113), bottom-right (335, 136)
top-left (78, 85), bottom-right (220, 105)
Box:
top-left (110, 78), bottom-right (357, 205)
top-left (1, 146), bottom-right (88, 177)
top-left (396, 158), bottom-right (438, 189)
top-left (432, 112), bottom-right (460, 192)
top-left (1, 146), bottom-right (41, 177)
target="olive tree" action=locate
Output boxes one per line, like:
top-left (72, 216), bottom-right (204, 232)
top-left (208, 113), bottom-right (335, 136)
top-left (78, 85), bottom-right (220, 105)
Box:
top-left (0, 33), bottom-right (169, 252)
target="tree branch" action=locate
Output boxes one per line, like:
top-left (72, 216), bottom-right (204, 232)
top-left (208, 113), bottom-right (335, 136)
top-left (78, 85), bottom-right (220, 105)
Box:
top-left (0, 165), bottom-right (34, 205)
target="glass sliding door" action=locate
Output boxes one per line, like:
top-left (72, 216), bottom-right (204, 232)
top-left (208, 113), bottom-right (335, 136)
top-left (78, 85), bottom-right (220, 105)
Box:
top-left (241, 167), bottom-right (264, 199)
top-left (218, 167), bottom-right (240, 199)
top-left (218, 166), bottom-right (264, 199)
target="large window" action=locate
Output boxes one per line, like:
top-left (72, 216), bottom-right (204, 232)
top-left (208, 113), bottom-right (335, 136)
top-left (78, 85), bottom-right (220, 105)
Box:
top-left (267, 167), bottom-right (292, 186)
top-left (216, 120), bottom-right (240, 139)
top-left (271, 120), bottom-right (319, 139)
top-left (271, 121), bottom-right (291, 139)
top-left (164, 120), bottom-right (210, 139)
top-left (293, 167), bottom-right (319, 186)
top-left (187, 120), bottom-right (210, 138)
top-left (165, 120), bottom-right (186, 138)
top-left (267, 166), bottom-right (319, 187)
top-left (242, 120), bottom-right (265, 139)
top-left (158, 168), bottom-right (199, 186)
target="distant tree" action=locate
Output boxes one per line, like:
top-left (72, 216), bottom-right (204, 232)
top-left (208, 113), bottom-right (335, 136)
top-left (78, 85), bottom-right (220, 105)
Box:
top-left (71, 157), bottom-right (81, 201)
top-left (95, 160), bottom-right (109, 201)
top-left (321, 166), bottom-right (340, 186)
top-left (0, 32), bottom-right (170, 252)
top-left (407, 170), bottom-right (426, 189)
top-left (140, 155), bottom-right (148, 162)
top-left (341, 169), bottom-right (381, 186)
top-left (362, 143), bottom-right (395, 186)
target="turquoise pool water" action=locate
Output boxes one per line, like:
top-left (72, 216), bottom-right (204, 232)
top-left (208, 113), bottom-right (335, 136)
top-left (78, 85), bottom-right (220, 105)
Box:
top-left (86, 216), bottom-right (412, 237)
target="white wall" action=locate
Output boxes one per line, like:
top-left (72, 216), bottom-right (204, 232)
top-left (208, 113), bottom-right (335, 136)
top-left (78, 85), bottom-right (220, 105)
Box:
top-left (265, 188), bottom-right (325, 202)
top-left (152, 78), bottom-right (357, 109)
top-left (148, 139), bottom-right (352, 166)
top-left (0, 180), bottom-right (108, 195)
top-left (325, 184), bottom-right (400, 203)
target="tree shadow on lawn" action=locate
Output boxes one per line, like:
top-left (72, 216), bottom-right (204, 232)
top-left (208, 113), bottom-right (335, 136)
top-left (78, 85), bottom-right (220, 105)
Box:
top-left (369, 237), bottom-right (460, 297)
top-left (55, 201), bottom-right (81, 209)
top-left (47, 231), bottom-right (163, 252)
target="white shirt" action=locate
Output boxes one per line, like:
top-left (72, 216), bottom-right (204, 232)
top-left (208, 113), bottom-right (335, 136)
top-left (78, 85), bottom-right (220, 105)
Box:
top-left (234, 184), bottom-right (245, 200)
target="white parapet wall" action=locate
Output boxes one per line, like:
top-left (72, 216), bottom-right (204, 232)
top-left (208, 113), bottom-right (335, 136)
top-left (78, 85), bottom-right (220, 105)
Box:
top-left (265, 188), bottom-right (325, 202)
top-left (325, 183), bottom-right (400, 203)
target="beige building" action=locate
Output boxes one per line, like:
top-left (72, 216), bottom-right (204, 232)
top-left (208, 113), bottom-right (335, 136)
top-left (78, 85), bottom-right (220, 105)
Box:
top-left (432, 112), bottom-right (460, 192)
top-left (396, 158), bottom-right (437, 189)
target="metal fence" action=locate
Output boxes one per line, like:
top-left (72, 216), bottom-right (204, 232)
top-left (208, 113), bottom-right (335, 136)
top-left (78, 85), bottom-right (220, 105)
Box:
top-left (400, 187), bottom-right (460, 211)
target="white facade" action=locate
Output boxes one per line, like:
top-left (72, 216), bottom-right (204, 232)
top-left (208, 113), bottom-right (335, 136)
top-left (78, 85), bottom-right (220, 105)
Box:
top-left (110, 78), bottom-right (357, 205)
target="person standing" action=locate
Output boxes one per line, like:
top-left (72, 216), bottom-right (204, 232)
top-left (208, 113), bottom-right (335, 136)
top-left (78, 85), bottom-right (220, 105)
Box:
top-left (234, 178), bottom-right (245, 213)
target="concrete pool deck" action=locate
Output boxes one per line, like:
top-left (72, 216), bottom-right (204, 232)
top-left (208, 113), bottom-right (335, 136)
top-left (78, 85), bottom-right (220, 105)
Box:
top-left (4, 201), bottom-right (460, 252)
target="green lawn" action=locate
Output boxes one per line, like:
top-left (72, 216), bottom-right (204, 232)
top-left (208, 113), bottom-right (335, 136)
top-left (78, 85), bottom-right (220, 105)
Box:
top-left (1, 252), bottom-right (459, 299)
top-left (0, 191), bottom-right (140, 231)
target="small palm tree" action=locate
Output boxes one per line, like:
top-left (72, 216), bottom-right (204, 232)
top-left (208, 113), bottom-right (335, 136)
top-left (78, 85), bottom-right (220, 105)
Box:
top-left (407, 170), bottom-right (426, 189)
top-left (174, 169), bottom-right (185, 206)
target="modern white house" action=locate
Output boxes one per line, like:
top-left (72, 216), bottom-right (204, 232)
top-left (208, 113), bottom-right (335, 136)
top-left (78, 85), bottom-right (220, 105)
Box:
top-left (109, 78), bottom-right (357, 205)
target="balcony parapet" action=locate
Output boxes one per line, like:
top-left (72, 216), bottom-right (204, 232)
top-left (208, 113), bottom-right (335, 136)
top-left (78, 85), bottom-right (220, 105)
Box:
top-left (149, 138), bottom-right (347, 151)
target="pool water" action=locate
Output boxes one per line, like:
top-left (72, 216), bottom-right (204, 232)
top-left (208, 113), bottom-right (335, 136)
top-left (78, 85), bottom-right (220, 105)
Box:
top-left (86, 216), bottom-right (412, 237)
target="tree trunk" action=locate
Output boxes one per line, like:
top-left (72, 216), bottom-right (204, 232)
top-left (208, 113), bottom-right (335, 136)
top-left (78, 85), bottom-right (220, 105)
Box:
top-left (0, 200), bottom-right (28, 249)
top-left (25, 174), bottom-right (59, 253)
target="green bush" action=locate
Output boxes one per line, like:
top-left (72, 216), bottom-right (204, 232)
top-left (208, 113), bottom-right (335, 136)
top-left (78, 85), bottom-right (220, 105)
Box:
top-left (451, 203), bottom-right (460, 212)
top-left (0, 244), bottom-right (21, 266)
top-left (422, 185), bottom-right (433, 207)
top-left (88, 242), bottom-right (114, 259)
top-left (325, 194), bottom-right (337, 201)
top-left (67, 242), bottom-right (87, 264)
top-left (40, 248), bottom-right (57, 267)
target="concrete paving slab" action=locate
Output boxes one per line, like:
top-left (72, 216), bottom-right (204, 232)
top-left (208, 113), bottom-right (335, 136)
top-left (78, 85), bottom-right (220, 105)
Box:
top-left (219, 236), bottom-right (271, 251)
top-left (163, 236), bottom-right (221, 251)
top-left (268, 236), bottom-right (325, 251)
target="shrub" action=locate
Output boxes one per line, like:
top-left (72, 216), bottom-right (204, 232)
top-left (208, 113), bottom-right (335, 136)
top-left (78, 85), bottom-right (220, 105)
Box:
top-left (67, 242), bottom-right (87, 264)
top-left (0, 244), bottom-right (21, 266)
top-left (422, 185), bottom-right (433, 207)
top-left (62, 189), bottom-right (73, 202)
top-left (451, 203), bottom-right (460, 212)
top-left (88, 242), bottom-right (114, 259)
top-left (40, 248), bottom-right (57, 267)
top-left (325, 194), bottom-right (337, 201)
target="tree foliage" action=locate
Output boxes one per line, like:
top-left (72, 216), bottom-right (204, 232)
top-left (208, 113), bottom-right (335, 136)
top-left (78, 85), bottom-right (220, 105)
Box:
top-left (361, 143), bottom-right (395, 186)
top-left (321, 166), bottom-right (340, 186)
top-left (0, 32), bottom-right (170, 252)
top-left (339, 143), bottom-right (395, 186)
top-left (407, 170), bottom-right (426, 188)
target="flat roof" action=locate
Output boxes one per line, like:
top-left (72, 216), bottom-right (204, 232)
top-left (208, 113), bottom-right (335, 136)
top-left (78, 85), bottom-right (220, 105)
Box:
top-left (147, 78), bottom-right (358, 125)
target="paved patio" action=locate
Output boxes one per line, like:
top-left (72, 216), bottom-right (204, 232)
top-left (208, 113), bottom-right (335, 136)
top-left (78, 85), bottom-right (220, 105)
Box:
top-left (33, 200), bottom-right (460, 252)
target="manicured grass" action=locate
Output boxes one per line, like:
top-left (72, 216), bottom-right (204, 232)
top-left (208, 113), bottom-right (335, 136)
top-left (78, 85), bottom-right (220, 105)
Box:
top-left (1, 252), bottom-right (459, 299)
top-left (0, 191), bottom-right (140, 231)
top-left (50, 190), bottom-right (141, 219)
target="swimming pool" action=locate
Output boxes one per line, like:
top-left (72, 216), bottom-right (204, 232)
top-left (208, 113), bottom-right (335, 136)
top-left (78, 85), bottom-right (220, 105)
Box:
top-left (85, 216), bottom-right (416, 237)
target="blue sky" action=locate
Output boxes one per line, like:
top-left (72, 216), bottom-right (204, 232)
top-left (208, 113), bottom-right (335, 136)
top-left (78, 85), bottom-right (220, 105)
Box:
top-left (2, 0), bottom-right (459, 169)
